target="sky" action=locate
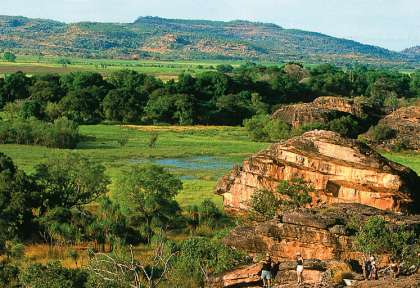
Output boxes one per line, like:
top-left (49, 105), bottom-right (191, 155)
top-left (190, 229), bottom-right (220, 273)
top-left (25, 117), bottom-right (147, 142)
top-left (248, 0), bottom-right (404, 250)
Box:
top-left (0, 0), bottom-right (418, 51)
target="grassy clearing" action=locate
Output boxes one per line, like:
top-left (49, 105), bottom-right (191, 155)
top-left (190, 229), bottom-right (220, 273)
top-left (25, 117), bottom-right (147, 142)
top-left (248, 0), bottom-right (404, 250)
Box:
top-left (0, 124), bottom-right (267, 208)
top-left (381, 151), bottom-right (420, 174)
top-left (1, 124), bottom-right (419, 209)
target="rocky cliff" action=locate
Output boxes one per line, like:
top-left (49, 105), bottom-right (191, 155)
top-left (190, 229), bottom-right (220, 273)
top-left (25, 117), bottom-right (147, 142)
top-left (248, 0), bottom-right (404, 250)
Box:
top-left (215, 130), bottom-right (419, 212)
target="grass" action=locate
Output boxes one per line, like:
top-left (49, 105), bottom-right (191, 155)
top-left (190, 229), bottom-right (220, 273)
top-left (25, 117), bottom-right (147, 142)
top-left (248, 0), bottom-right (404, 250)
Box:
top-left (381, 151), bottom-right (420, 174)
top-left (0, 56), bottom-right (242, 79)
top-left (1, 124), bottom-right (419, 210)
top-left (0, 124), bottom-right (267, 208)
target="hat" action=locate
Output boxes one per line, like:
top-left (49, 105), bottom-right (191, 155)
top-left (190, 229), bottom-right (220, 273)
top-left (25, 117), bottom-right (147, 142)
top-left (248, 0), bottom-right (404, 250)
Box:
top-left (370, 256), bottom-right (375, 261)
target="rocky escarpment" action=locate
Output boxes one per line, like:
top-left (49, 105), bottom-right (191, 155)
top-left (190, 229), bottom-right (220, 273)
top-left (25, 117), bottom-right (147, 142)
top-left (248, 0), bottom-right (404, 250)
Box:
top-left (215, 130), bottom-right (420, 212)
top-left (272, 96), bottom-right (372, 128)
top-left (209, 204), bottom-right (420, 287)
top-left (369, 105), bottom-right (420, 150)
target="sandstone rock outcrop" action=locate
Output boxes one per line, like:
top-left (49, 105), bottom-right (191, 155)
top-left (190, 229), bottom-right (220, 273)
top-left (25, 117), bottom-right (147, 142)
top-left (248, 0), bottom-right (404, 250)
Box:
top-left (312, 96), bottom-right (371, 118)
top-left (211, 204), bottom-right (420, 287)
top-left (370, 105), bottom-right (420, 150)
top-left (272, 96), bottom-right (372, 128)
top-left (272, 103), bottom-right (346, 128)
top-left (215, 130), bottom-right (420, 212)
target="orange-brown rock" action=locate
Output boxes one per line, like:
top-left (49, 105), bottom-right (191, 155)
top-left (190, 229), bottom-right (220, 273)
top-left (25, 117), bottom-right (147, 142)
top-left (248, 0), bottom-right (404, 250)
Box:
top-left (215, 130), bottom-right (419, 212)
top-left (271, 96), bottom-right (372, 128)
top-left (312, 96), bottom-right (370, 118)
top-left (373, 105), bottom-right (420, 150)
top-left (213, 204), bottom-right (420, 287)
top-left (272, 103), bottom-right (346, 128)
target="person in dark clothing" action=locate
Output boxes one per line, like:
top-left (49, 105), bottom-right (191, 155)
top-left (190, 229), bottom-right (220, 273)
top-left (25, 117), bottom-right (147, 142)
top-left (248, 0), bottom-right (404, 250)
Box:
top-left (363, 257), bottom-right (372, 280)
top-left (261, 254), bottom-right (273, 288)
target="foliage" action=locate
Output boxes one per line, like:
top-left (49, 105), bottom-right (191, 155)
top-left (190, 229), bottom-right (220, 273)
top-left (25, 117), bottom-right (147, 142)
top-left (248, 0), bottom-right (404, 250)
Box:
top-left (0, 117), bottom-right (80, 148)
top-left (171, 237), bottom-right (248, 286)
top-left (354, 216), bottom-right (418, 263)
top-left (0, 152), bottom-right (39, 243)
top-left (327, 115), bottom-right (361, 138)
top-left (19, 262), bottom-right (88, 288)
top-left (248, 189), bottom-right (281, 220)
top-left (277, 178), bottom-right (314, 208)
top-left (114, 165), bottom-right (182, 243)
top-left (2, 52), bottom-right (16, 62)
top-left (243, 114), bottom-right (291, 142)
top-left (34, 153), bottom-right (110, 212)
top-left (369, 124), bottom-right (396, 142)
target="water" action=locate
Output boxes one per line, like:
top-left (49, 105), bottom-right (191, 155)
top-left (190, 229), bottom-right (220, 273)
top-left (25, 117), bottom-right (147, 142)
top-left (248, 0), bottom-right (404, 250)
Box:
top-left (128, 156), bottom-right (235, 171)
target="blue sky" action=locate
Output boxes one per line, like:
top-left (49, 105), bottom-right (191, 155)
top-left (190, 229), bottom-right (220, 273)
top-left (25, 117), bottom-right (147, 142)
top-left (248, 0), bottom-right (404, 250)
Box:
top-left (0, 0), bottom-right (418, 51)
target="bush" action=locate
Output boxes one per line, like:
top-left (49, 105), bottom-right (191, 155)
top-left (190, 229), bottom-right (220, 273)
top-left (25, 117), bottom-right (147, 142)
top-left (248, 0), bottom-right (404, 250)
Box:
top-left (243, 114), bottom-right (270, 142)
top-left (244, 114), bottom-right (291, 142)
top-left (249, 189), bottom-right (280, 220)
top-left (171, 237), bottom-right (248, 286)
top-left (0, 117), bottom-right (79, 149)
top-left (19, 262), bottom-right (88, 288)
top-left (354, 216), bottom-right (417, 263)
top-left (327, 115), bottom-right (360, 138)
top-left (277, 178), bottom-right (314, 208)
top-left (369, 124), bottom-right (396, 142)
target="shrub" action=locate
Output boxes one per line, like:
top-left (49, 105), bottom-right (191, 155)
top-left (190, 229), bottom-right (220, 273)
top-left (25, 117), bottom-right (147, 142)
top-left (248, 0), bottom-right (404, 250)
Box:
top-left (277, 178), bottom-right (314, 208)
top-left (19, 262), bottom-right (88, 288)
top-left (264, 118), bottom-right (291, 141)
top-left (249, 189), bottom-right (281, 220)
top-left (243, 114), bottom-right (270, 142)
top-left (171, 237), bottom-right (248, 286)
top-left (369, 124), bottom-right (396, 142)
top-left (0, 117), bottom-right (79, 148)
top-left (244, 114), bottom-right (291, 142)
top-left (291, 122), bottom-right (326, 136)
top-left (327, 115), bottom-right (360, 138)
top-left (354, 216), bottom-right (417, 263)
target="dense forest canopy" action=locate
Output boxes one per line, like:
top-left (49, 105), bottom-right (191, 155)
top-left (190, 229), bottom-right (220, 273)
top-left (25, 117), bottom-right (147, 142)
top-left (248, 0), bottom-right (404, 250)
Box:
top-left (0, 63), bottom-right (418, 127)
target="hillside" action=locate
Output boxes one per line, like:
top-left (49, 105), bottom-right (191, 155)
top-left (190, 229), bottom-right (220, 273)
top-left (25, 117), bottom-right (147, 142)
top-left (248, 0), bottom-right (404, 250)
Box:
top-left (0, 15), bottom-right (416, 65)
top-left (402, 46), bottom-right (420, 59)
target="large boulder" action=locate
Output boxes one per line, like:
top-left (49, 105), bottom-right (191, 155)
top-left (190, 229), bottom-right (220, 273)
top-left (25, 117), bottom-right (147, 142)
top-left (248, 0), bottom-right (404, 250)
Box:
top-left (272, 96), bottom-right (373, 128)
top-left (272, 103), bottom-right (346, 128)
top-left (215, 130), bottom-right (419, 212)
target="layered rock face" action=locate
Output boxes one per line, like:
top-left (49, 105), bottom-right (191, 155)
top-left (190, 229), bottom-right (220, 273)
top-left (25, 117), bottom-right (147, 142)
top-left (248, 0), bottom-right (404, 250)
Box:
top-left (215, 130), bottom-right (419, 212)
top-left (375, 105), bottom-right (420, 150)
top-left (211, 204), bottom-right (420, 287)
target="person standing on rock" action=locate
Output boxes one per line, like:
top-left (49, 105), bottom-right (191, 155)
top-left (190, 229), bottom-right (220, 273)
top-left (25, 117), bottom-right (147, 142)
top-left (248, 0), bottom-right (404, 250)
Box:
top-left (260, 253), bottom-right (273, 288)
top-left (296, 252), bottom-right (304, 285)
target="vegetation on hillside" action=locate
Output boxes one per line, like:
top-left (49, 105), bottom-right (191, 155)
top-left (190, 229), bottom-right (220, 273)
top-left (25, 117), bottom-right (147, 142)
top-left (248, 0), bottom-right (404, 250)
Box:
top-left (0, 15), bottom-right (415, 66)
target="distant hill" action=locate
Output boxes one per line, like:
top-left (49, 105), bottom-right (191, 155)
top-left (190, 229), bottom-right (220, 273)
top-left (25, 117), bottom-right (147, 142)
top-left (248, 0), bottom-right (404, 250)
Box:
top-left (402, 46), bottom-right (420, 58)
top-left (0, 15), bottom-right (416, 65)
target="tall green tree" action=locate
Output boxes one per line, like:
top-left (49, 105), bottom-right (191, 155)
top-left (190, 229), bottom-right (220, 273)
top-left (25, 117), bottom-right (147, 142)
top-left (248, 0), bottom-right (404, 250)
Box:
top-left (114, 165), bottom-right (182, 243)
top-left (34, 153), bottom-right (110, 213)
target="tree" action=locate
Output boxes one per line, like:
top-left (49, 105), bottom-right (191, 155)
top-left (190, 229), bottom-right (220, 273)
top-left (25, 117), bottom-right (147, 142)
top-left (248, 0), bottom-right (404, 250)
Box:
top-left (2, 52), bottom-right (16, 62)
top-left (34, 153), bottom-right (110, 213)
top-left (114, 165), bottom-right (182, 243)
top-left (0, 153), bottom-right (39, 244)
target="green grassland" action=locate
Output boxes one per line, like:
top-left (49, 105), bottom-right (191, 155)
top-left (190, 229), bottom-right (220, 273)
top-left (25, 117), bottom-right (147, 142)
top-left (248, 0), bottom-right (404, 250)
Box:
top-left (0, 125), bottom-right (267, 208)
top-left (1, 124), bottom-right (419, 210)
top-left (0, 56), bottom-right (246, 79)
